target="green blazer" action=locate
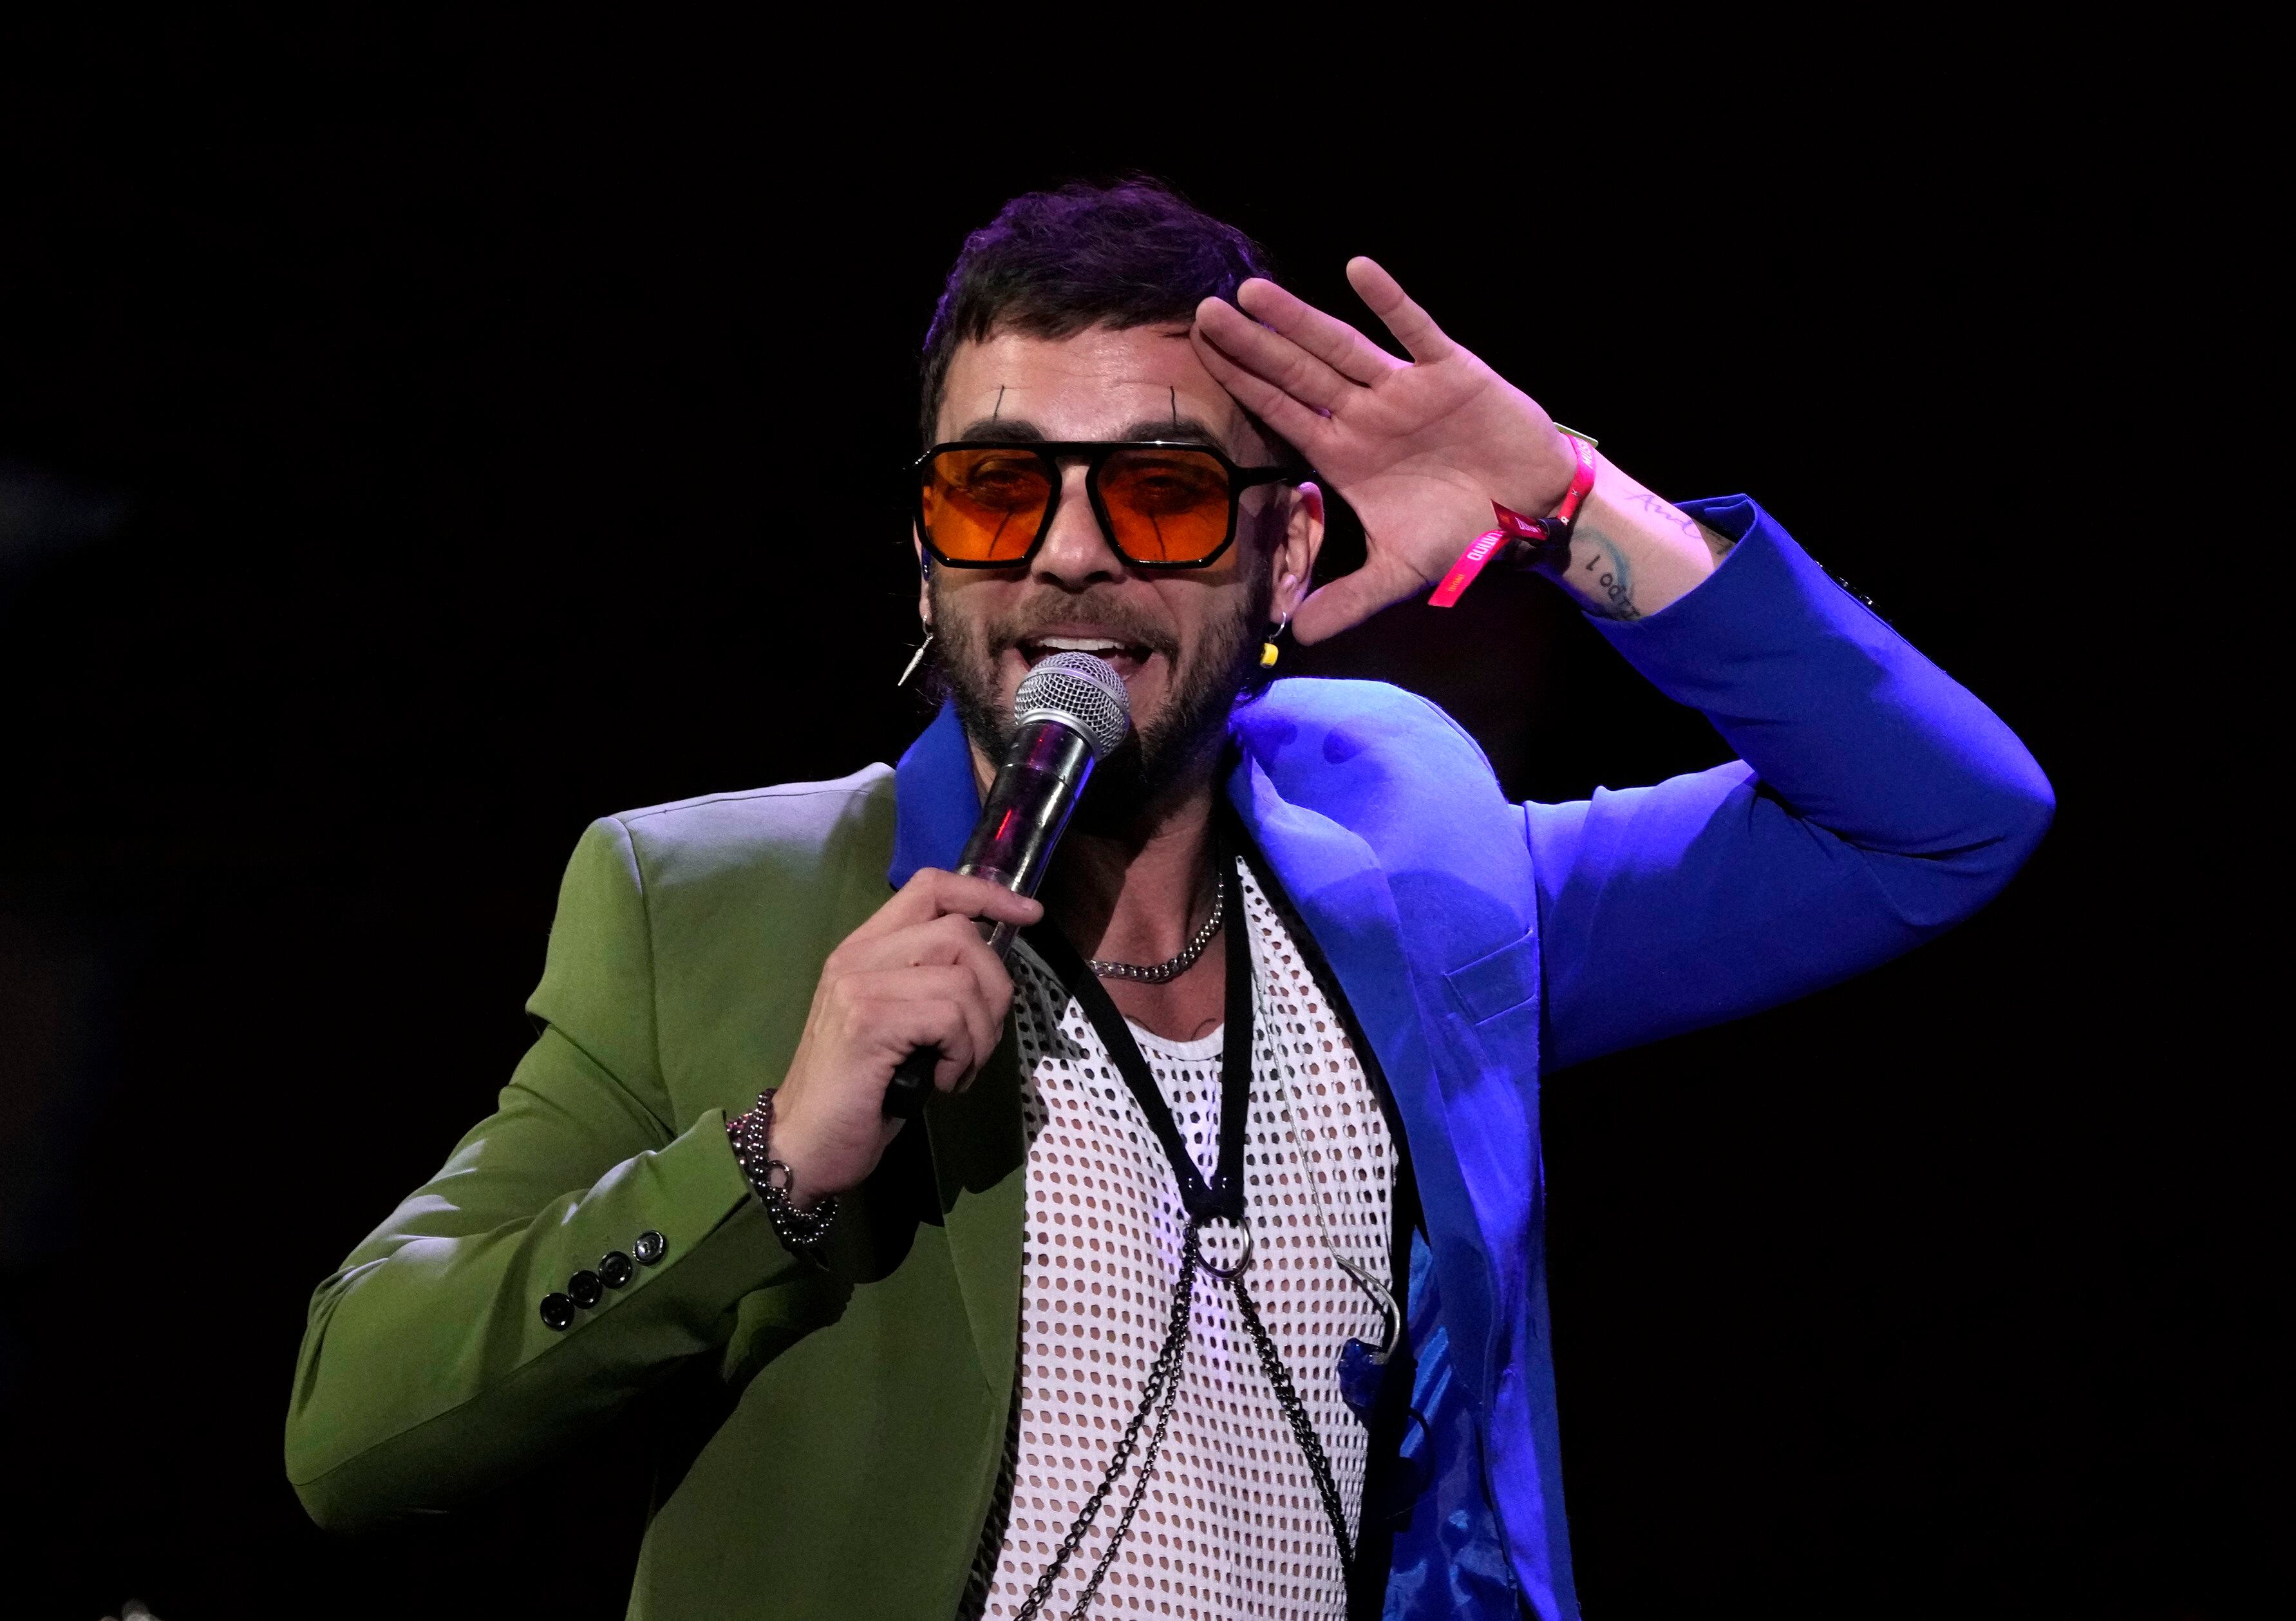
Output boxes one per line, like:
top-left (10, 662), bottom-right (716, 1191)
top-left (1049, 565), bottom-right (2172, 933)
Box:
top-left (287, 770), bottom-right (1032, 1618)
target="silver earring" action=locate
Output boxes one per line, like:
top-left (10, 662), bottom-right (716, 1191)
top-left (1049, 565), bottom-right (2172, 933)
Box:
top-left (896, 629), bottom-right (934, 688)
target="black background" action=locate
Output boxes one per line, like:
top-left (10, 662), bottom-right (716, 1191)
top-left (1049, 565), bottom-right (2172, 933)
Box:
top-left (0, 19), bottom-right (2269, 1621)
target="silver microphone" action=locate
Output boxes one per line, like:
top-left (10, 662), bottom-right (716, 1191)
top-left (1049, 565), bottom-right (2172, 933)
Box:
top-left (881, 652), bottom-right (1131, 1118)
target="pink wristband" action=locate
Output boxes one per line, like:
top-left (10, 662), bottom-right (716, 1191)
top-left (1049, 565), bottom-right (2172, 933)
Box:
top-left (1429, 431), bottom-right (1599, 608)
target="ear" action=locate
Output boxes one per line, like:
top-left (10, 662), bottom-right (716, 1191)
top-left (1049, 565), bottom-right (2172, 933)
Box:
top-left (1269, 482), bottom-right (1325, 623)
top-left (913, 526), bottom-right (933, 625)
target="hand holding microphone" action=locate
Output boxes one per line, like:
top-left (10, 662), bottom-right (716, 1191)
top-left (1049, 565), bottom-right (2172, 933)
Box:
top-left (765, 867), bottom-right (1040, 1202)
top-left (768, 654), bottom-right (1131, 1201)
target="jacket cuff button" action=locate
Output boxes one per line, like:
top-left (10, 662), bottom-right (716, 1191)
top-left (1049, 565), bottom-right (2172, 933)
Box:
top-left (598, 1251), bottom-right (635, 1288)
top-left (568, 1269), bottom-right (603, 1309)
top-left (538, 1293), bottom-right (576, 1331)
top-left (633, 1230), bottom-right (667, 1266)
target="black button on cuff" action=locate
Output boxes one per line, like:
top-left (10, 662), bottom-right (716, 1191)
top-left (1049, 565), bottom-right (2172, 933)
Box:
top-left (568, 1269), bottom-right (603, 1309)
top-left (633, 1229), bottom-right (667, 1266)
top-left (598, 1251), bottom-right (634, 1289)
top-left (538, 1292), bottom-right (575, 1331)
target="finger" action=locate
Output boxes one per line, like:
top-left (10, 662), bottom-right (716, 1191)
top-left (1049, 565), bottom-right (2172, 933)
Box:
top-left (869, 934), bottom-right (1006, 1092)
top-left (907, 998), bottom-right (977, 1092)
top-left (849, 974), bottom-right (982, 1088)
top-left (915, 870), bottom-right (1042, 927)
top-left (854, 869), bottom-right (1042, 943)
top-left (854, 916), bottom-right (1019, 1048)
top-left (858, 962), bottom-right (999, 1086)
top-left (930, 949), bottom-right (1003, 1080)
top-left (1234, 276), bottom-right (1398, 385)
top-left (944, 922), bottom-right (1015, 1029)
top-left (1345, 257), bottom-right (1454, 364)
top-left (924, 920), bottom-right (1015, 1045)
top-left (1193, 296), bottom-right (1354, 413)
top-left (1288, 556), bottom-right (1431, 646)
top-left (1188, 325), bottom-right (1336, 452)
top-left (851, 909), bottom-right (1000, 972)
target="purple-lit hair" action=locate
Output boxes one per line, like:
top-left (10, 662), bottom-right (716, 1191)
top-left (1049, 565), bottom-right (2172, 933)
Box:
top-left (918, 178), bottom-right (1285, 454)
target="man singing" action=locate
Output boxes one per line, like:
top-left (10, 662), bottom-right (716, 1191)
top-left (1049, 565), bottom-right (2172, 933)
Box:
top-left (286, 180), bottom-right (2051, 1621)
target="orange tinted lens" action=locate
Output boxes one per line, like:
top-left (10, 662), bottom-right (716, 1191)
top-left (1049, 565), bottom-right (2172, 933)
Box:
top-left (923, 448), bottom-right (1053, 562)
top-left (1096, 448), bottom-right (1233, 563)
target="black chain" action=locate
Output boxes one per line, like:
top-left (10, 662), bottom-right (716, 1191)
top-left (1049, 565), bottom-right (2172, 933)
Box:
top-left (1010, 1219), bottom-right (1356, 1619)
top-left (1227, 1266), bottom-right (1355, 1568)
top-left (1012, 1227), bottom-right (1201, 1621)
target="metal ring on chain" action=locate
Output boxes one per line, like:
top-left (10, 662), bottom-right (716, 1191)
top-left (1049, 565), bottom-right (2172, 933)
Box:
top-left (1192, 1212), bottom-right (1254, 1280)
top-left (1086, 881), bottom-right (1223, 984)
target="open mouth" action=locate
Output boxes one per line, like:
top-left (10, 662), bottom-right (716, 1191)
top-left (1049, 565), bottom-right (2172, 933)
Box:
top-left (1013, 634), bottom-right (1157, 681)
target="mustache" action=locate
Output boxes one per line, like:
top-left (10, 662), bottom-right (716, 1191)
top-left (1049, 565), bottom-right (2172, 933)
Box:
top-left (988, 598), bottom-right (1180, 659)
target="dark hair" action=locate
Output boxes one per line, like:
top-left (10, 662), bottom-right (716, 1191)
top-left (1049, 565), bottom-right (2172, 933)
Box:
top-left (919, 178), bottom-right (1281, 451)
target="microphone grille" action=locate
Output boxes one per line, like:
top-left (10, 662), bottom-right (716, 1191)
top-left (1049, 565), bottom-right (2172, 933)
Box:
top-left (1015, 652), bottom-right (1133, 761)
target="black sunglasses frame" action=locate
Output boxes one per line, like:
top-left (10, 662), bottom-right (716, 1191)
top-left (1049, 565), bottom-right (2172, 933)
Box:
top-left (914, 439), bottom-right (1293, 571)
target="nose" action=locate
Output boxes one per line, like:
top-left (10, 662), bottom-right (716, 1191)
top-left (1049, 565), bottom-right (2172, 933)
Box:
top-left (1030, 462), bottom-right (1125, 589)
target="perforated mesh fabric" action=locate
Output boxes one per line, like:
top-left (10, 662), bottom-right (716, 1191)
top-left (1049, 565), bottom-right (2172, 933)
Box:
top-left (966, 861), bottom-right (1395, 1621)
top-left (1015, 651), bottom-right (1132, 761)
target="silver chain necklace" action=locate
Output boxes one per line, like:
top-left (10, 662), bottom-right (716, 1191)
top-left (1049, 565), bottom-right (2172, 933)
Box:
top-left (1085, 880), bottom-right (1224, 983)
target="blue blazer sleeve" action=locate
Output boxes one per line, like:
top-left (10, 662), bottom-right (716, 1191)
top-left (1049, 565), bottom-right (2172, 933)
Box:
top-left (1527, 497), bottom-right (2054, 1072)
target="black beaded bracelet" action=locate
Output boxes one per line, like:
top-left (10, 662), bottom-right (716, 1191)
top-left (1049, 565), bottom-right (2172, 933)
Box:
top-left (725, 1090), bottom-right (838, 1253)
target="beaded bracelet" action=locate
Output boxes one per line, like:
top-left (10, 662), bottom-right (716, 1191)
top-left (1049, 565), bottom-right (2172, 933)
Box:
top-left (725, 1090), bottom-right (838, 1253)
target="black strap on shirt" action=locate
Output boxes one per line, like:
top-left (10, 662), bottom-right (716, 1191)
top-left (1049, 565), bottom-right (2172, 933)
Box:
top-left (1021, 834), bottom-right (1250, 1225)
top-left (1008, 820), bottom-right (1357, 1618)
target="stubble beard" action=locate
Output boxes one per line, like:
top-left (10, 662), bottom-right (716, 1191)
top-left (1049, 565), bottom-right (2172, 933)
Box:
top-left (930, 565), bottom-right (1271, 839)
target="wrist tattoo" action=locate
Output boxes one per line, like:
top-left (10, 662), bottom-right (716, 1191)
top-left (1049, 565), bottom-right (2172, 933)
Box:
top-left (1576, 536), bottom-right (1643, 622)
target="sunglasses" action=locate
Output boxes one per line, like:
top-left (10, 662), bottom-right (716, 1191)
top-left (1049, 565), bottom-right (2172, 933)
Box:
top-left (915, 439), bottom-right (1293, 570)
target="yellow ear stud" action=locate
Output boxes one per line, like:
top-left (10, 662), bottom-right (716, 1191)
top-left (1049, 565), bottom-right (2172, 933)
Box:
top-left (1260, 640), bottom-right (1280, 668)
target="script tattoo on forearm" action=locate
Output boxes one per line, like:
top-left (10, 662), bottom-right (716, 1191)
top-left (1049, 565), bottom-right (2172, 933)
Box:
top-left (1624, 487), bottom-right (1736, 564)
top-left (1621, 488), bottom-right (1713, 551)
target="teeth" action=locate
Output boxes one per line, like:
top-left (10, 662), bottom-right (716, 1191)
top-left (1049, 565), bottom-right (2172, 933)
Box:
top-left (1037, 637), bottom-right (1127, 653)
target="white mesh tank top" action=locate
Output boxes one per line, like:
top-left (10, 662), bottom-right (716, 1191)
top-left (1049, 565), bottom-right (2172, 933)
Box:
top-left (968, 861), bottom-right (1398, 1620)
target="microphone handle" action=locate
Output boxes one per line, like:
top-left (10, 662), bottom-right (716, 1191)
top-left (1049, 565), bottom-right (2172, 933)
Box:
top-left (880, 717), bottom-right (1095, 1121)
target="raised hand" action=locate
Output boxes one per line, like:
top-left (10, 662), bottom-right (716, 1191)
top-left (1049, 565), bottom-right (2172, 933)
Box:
top-left (1192, 259), bottom-right (1578, 643)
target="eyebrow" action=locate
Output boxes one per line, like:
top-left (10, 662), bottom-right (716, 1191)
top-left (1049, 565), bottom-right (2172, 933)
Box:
top-left (950, 415), bottom-right (1243, 453)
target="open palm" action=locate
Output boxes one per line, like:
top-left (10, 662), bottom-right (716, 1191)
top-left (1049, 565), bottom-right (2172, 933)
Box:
top-left (1191, 258), bottom-right (1576, 643)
